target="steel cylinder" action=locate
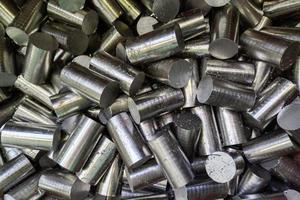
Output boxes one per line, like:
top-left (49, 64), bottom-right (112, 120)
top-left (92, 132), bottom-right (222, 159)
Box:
top-left (209, 5), bottom-right (239, 59)
top-left (128, 86), bottom-right (185, 124)
top-left (260, 26), bottom-right (300, 43)
top-left (148, 127), bottom-right (194, 189)
top-left (240, 29), bottom-right (300, 71)
top-left (136, 16), bottom-right (159, 36)
top-left (116, 0), bottom-right (142, 21)
top-left (0, 0), bottom-right (18, 26)
top-left (0, 36), bottom-right (16, 87)
top-left (125, 25), bottom-right (184, 64)
top-left (60, 62), bottom-right (119, 108)
top-left (252, 61), bottom-right (272, 93)
top-left (138, 119), bottom-right (160, 142)
top-left (180, 38), bottom-right (210, 58)
top-left (197, 76), bottom-right (256, 111)
top-left (77, 136), bottom-right (117, 185)
top-left (184, 0), bottom-right (211, 15)
top-left (56, 115), bottom-right (104, 172)
top-left (58, 0), bottom-right (86, 12)
top-left (90, 51), bottom-right (145, 96)
top-left (107, 112), bottom-right (151, 169)
top-left (263, 0), bottom-right (300, 18)
top-left (204, 0), bottom-right (229, 7)
top-left (91, 0), bottom-right (123, 24)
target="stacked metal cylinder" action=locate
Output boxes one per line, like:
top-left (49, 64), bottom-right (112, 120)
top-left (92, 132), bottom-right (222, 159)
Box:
top-left (0, 0), bottom-right (299, 199)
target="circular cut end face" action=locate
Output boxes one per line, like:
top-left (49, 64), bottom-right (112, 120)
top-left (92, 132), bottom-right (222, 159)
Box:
top-left (169, 60), bottom-right (193, 88)
top-left (58, 0), bottom-right (85, 12)
top-left (205, 151), bottom-right (237, 183)
top-left (0, 73), bottom-right (17, 87)
top-left (6, 27), bottom-right (29, 46)
top-left (99, 82), bottom-right (119, 108)
top-left (281, 43), bottom-right (300, 71)
top-left (98, 109), bottom-right (112, 125)
top-left (128, 97), bottom-right (141, 124)
top-left (68, 30), bottom-right (89, 55)
top-left (129, 72), bottom-right (145, 96)
top-left (82, 10), bottom-right (99, 35)
top-left (153, 0), bottom-right (180, 22)
top-left (204, 0), bottom-right (230, 7)
top-left (209, 38), bottom-right (239, 59)
top-left (136, 16), bottom-right (159, 36)
top-left (29, 32), bottom-right (59, 51)
top-left (196, 76), bottom-right (213, 103)
top-left (71, 179), bottom-right (91, 199)
top-left (277, 104), bottom-right (300, 131)
top-left (72, 55), bottom-right (91, 68)
top-left (175, 112), bottom-right (201, 131)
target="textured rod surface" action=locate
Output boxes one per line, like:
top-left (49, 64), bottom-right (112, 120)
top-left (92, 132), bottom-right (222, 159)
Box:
top-left (148, 127), bottom-right (194, 189)
top-left (0, 154), bottom-right (35, 192)
top-left (0, 0), bottom-right (18, 26)
top-left (91, 0), bottom-right (123, 24)
top-left (197, 76), bottom-right (256, 111)
top-left (263, 0), bottom-right (300, 18)
top-left (56, 116), bottom-right (103, 172)
top-left (90, 51), bottom-right (145, 96)
top-left (107, 112), bottom-right (151, 169)
top-left (1, 121), bottom-right (61, 151)
top-left (116, 0), bottom-right (141, 21)
top-left (180, 38), bottom-right (210, 58)
top-left (209, 4), bottom-right (239, 59)
top-left (60, 62), bottom-right (119, 108)
top-left (260, 26), bottom-right (300, 43)
top-left (128, 86), bottom-right (185, 124)
top-left (138, 119), bottom-right (159, 142)
top-left (126, 25), bottom-right (184, 64)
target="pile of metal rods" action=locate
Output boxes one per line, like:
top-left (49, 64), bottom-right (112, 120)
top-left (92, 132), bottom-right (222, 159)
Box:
top-left (0, 0), bottom-right (299, 199)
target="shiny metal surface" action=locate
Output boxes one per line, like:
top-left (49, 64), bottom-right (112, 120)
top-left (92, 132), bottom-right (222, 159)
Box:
top-left (209, 5), bottom-right (239, 59)
top-left (0, 36), bottom-right (16, 87)
top-left (240, 29), bottom-right (300, 71)
top-left (242, 131), bottom-right (299, 163)
top-left (253, 16), bottom-right (272, 31)
top-left (47, 0), bottom-right (98, 35)
top-left (1, 121), bottom-right (61, 151)
top-left (184, 0), bottom-right (211, 16)
top-left (145, 58), bottom-right (192, 89)
top-left (0, 0), bottom-right (18, 26)
top-left (260, 26), bottom-right (300, 43)
top-left (138, 119), bottom-right (159, 142)
top-left (197, 76), bottom-right (256, 111)
top-left (38, 170), bottom-right (90, 200)
top-left (136, 16), bottom-right (159, 36)
top-left (252, 61), bottom-right (272, 93)
top-left (263, 0), bottom-right (300, 18)
top-left (202, 59), bottom-right (256, 85)
top-left (294, 57), bottom-right (300, 91)
top-left (90, 51), bottom-right (145, 96)
top-left (60, 62), bottom-right (119, 108)
top-left (58, 0), bottom-right (86, 12)
top-left (116, 0), bottom-right (141, 21)
top-left (244, 78), bottom-right (297, 129)
top-left (125, 25), bottom-right (184, 64)
top-left (56, 115), bottom-right (104, 172)
top-left (6, 0), bottom-right (45, 46)
top-left (23, 32), bottom-right (58, 84)
top-left (216, 107), bottom-right (248, 146)
top-left (180, 38), bottom-right (210, 58)
top-left (191, 105), bottom-right (221, 155)
top-left (91, 0), bottom-right (123, 24)
top-left (0, 154), bottom-right (35, 193)
top-left (148, 127), bottom-right (194, 189)
top-left (204, 0), bottom-right (229, 7)
top-left (2, 147), bottom-right (22, 161)
top-left (128, 86), bottom-right (185, 124)
top-left (77, 136), bottom-right (117, 185)
top-left (107, 112), bottom-right (151, 168)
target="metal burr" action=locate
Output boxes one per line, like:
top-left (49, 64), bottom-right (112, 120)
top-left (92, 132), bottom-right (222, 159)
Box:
top-left (1, 121), bottom-right (61, 151)
top-left (180, 38), bottom-right (210, 58)
top-left (252, 61), bottom-right (272, 93)
top-left (209, 5), bottom-right (239, 59)
top-left (240, 29), bottom-right (300, 71)
top-left (116, 0), bottom-right (142, 21)
top-left (90, 51), bottom-right (145, 96)
top-left (238, 165), bottom-right (271, 195)
top-left (60, 62), bottom-right (119, 108)
top-left (125, 25), bottom-right (184, 64)
top-left (197, 76), bottom-right (256, 111)
top-left (0, 154), bottom-right (35, 193)
top-left (56, 115), bottom-right (104, 172)
top-left (23, 32), bottom-right (58, 84)
top-left (244, 77), bottom-right (297, 129)
top-left (38, 170), bottom-right (90, 200)
top-left (191, 105), bottom-right (221, 155)
top-left (173, 180), bottom-right (229, 200)
top-left (145, 58), bottom-right (193, 89)
top-left (41, 22), bottom-right (89, 55)
top-left (242, 131), bottom-right (299, 163)
top-left (107, 112), bottom-right (151, 169)
top-left (136, 16), bottom-right (159, 36)
top-left (91, 0), bottom-right (123, 24)
top-left (77, 136), bottom-right (117, 185)
top-left (140, 0), bottom-right (180, 22)
top-left (202, 59), bottom-right (256, 85)
top-left (58, 0), bottom-right (86, 12)
top-left (173, 111), bottom-right (201, 160)
top-left (184, 0), bottom-right (211, 16)
top-left (47, 0), bottom-right (99, 35)
top-left (125, 159), bottom-right (165, 191)
top-left (148, 127), bottom-right (194, 189)
top-left (0, 0), bottom-right (18, 27)
top-left (204, 0), bottom-right (229, 7)
top-left (260, 26), bottom-right (300, 43)
top-left (50, 91), bottom-right (92, 121)
top-left (231, 0), bottom-right (263, 27)
top-left (216, 107), bottom-right (248, 146)
top-left (128, 86), bottom-right (185, 124)
top-left (6, 0), bottom-right (46, 46)
top-left (263, 0), bottom-right (300, 18)
top-left (96, 155), bottom-right (123, 198)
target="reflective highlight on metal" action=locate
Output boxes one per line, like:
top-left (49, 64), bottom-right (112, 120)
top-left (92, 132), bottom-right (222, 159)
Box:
top-left (263, 0), bottom-right (300, 18)
top-left (197, 76), bottom-right (256, 111)
top-left (91, 0), bottom-right (123, 24)
top-left (116, 0), bottom-right (142, 21)
top-left (252, 61), bottom-right (272, 93)
top-left (0, 0), bottom-right (18, 26)
top-left (107, 112), bottom-right (151, 168)
top-left (260, 26), bottom-right (300, 43)
top-left (180, 38), bottom-right (210, 58)
top-left (294, 57), bottom-right (300, 91)
top-left (148, 127), bottom-right (194, 189)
